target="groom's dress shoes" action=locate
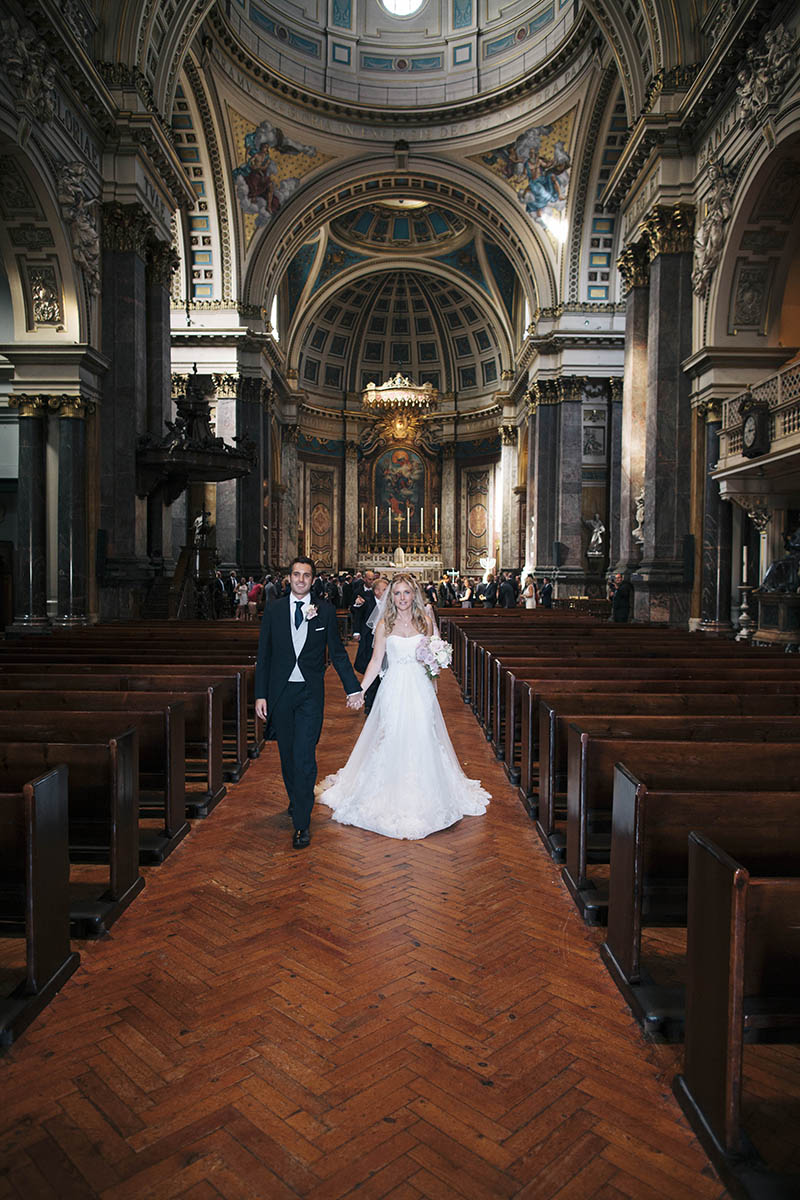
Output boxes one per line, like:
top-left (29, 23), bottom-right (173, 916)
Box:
top-left (292, 828), bottom-right (311, 850)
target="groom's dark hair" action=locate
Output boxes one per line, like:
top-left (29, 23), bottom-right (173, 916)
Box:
top-left (290, 555), bottom-right (316, 576)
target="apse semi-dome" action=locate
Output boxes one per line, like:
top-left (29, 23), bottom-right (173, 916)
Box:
top-left (214, 0), bottom-right (585, 109)
top-left (330, 202), bottom-right (468, 250)
top-left (297, 270), bottom-right (505, 396)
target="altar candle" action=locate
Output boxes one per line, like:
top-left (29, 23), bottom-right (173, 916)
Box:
top-left (374, 505), bottom-right (378, 533)
top-left (421, 506), bottom-right (424, 534)
top-left (435, 506), bottom-right (439, 535)
top-left (406, 504), bottom-right (410, 528)
top-left (388, 506), bottom-right (391, 534)
top-left (743, 543), bottom-right (748, 582)
top-left (360, 506), bottom-right (364, 534)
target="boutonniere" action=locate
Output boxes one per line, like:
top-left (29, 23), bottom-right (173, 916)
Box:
top-left (305, 605), bottom-right (318, 621)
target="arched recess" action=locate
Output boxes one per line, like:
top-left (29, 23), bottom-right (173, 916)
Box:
top-left (0, 135), bottom-right (85, 348)
top-left (285, 257), bottom-right (515, 393)
top-left (242, 155), bottom-right (560, 323)
top-left (582, 0), bottom-right (648, 121)
top-left (708, 126), bottom-right (800, 356)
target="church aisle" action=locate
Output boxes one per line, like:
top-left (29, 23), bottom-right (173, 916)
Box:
top-left (0, 657), bottom-right (727, 1199)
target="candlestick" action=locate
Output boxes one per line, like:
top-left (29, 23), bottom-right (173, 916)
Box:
top-left (360, 506), bottom-right (364, 534)
top-left (388, 506), bottom-right (391, 534)
top-left (434, 506), bottom-right (438, 535)
top-left (374, 505), bottom-right (378, 533)
top-left (742, 543), bottom-right (748, 583)
top-left (421, 506), bottom-right (424, 534)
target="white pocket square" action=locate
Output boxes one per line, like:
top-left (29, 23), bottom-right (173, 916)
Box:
top-left (314, 625), bottom-right (325, 631)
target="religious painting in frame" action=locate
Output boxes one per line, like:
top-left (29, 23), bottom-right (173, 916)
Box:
top-left (373, 446), bottom-right (425, 537)
top-left (465, 468), bottom-right (491, 569)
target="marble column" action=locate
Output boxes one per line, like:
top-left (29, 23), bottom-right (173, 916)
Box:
top-left (523, 408), bottom-right (536, 575)
top-left (235, 376), bottom-right (266, 576)
top-left (280, 425), bottom-right (299, 566)
top-left (440, 442), bottom-right (457, 568)
top-left (343, 439), bottom-right (359, 568)
top-left (53, 396), bottom-right (90, 626)
top-left (699, 407), bottom-right (733, 633)
top-left (499, 424), bottom-right (518, 570)
top-left (530, 388), bottom-right (559, 574)
top-left (9, 394), bottom-right (49, 630)
top-left (100, 202), bottom-right (154, 618)
top-left (607, 376), bottom-right (624, 571)
top-left (633, 204), bottom-right (695, 625)
top-left (145, 239), bottom-right (178, 569)
top-left (554, 379), bottom-right (584, 591)
top-left (615, 243), bottom-right (650, 575)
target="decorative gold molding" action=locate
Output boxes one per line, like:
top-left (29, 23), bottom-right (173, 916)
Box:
top-left (501, 424), bottom-right (517, 445)
top-left (616, 241), bottom-right (650, 293)
top-left (641, 203), bottom-right (696, 260)
top-left (8, 393), bottom-right (48, 417)
top-left (50, 395), bottom-right (94, 419)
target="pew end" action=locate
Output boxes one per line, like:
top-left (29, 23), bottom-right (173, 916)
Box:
top-left (0, 767), bottom-right (80, 1048)
top-left (674, 833), bottom-right (800, 1200)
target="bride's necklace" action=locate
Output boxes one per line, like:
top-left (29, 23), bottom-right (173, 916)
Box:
top-left (393, 613), bottom-right (416, 636)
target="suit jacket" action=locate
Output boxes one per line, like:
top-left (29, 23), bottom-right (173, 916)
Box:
top-left (498, 580), bottom-right (516, 608)
top-left (255, 595), bottom-right (359, 714)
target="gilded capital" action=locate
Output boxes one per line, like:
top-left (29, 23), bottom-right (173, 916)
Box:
top-left (9, 392), bottom-right (48, 417)
top-left (147, 238), bottom-right (180, 287)
top-left (610, 376), bottom-right (623, 403)
top-left (49, 394), bottom-right (93, 419)
top-left (501, 424), bottom-right (517, 445)
top-left (642, 203), bottom-right (696, 260)
top-left (616, 241), bottom-right (650, 292)
top-left (101, 202), bottom-right (154, 257)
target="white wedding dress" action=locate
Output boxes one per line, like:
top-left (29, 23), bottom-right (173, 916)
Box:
top-left (316, 632), bottom-right (490, 840)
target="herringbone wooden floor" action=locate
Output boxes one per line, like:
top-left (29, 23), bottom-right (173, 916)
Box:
top-left (0, 654), bottom-right (733, 1199)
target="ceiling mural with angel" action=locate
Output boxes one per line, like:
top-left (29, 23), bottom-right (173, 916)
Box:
top-left (475, 109), bottom-right (576, 240)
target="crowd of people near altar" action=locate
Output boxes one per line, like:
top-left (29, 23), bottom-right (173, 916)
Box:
top-left (209, 567), bottom-right (575, 621)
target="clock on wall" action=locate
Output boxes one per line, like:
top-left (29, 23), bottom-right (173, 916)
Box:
top-left (741, 402), bottom-right (771, 458)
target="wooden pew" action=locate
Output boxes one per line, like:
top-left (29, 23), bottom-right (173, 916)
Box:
top-left (598, 746), bottom-right (800, 1036)
top-left (673, 834), bottom-right (800, 1200)
top-left (0, 705), bottom-right (189, 864)
top-left (0, 728), bottom-right (143, 937)
top-left (538, 703), bottom-right (800, 860)
top-left (563, 726), bottom-right (800, 926)
top-left (517, 676), bottom-right (800, 810)
top-left (0, 673), bottom-right (226, 817)
top-left (0, 766), bottom-right (80, 1048)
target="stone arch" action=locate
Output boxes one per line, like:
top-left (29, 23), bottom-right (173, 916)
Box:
top-left (0, 135), bottom-right (86, 347)
top-left (709, 127), bottom-right (800, 354)
top-left (242, 155), bottom-right (559, 322)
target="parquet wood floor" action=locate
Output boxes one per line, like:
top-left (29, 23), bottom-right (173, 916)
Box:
top-left (0, 651), bottom-right (732, 1199)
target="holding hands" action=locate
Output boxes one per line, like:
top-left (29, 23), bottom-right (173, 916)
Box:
top-left (346, 692), bottom-right (364, 711)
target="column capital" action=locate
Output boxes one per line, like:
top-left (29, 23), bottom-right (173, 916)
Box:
top-left (500, 424), bottom-right (517, 446)
top-left (616, 241), bottom-right (650, 293)
top-left (440, 441), bottom-right (457, 459)
top-left (283, 423), bottom-right (300, 444)
top-left (102, 202), bottom-right (153, 257)
top-left (345, 439), bottom-right (359, 459)
top-left (610, 376), bottom-right (623, 403)
top-left (8, 393), bottom-right (48, 417)
top-left (50, 394), bottom-right (95, 419)
top-left (642, 203), bottom-right (696, 260)
top-left (693, 398), bottom-right (722, 423)
top-left (147, 237), bottom-right (180, 287)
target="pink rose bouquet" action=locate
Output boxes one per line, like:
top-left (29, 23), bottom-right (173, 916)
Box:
top-left (415, 635), bottom-right (453, 679)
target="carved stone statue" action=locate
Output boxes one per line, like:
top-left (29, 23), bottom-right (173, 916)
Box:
top-left (736, 24), bottom-right (796, 129)
top-left (0, 18), bottom-right (56, 127)
top-left (584, 512), bottom-right (605, 555)
top-left (193, 511), bottom-right (212, 547)
top-left (631, 488), bottom-right (645, 547)
top-left (692, 156), bottom-right (734, 297)
top-left (57, 163), bottom-right (100, 295)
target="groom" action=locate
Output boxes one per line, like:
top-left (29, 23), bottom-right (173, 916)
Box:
top-left (255, 556), bottom-right (363, 849)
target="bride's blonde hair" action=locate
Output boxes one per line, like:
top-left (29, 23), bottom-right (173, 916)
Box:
top-left (383, 572), bottom-right (428, 635)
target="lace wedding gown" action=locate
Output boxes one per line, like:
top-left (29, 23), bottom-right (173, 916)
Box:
top-left (316, 632), bottom-right (490, 839)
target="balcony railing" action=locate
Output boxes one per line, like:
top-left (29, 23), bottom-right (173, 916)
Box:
top-left (720, 360), bottom-right (800, 459)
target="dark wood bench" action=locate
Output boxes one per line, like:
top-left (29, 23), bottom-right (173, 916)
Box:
top-left (563, 727), bottom-right (800, 927)
top-left (538, 704), bottom-right (800, 861)
top-left (599, 746), bottom-right (800, 1036)
top-left (0, 705), bottom-right (189, 864)
top-left (517, 675), bottom-right (800, 808)
top-left (0, 727), bottom-right (143, 937)
top-left (0, 673), bottom-right (226, 817)
top-left (0, 657), bottom-right (256, 778)
top-left (673, 833), bottom-right (800, 1200)
top-left (0, 766), bottom-right (80, 1048)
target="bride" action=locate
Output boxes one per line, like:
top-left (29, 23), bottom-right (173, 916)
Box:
top-left (316, 572), bottom-right (490, 840)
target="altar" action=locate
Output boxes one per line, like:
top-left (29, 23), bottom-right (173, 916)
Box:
top-left (357, 550), bottom-right (443, 582)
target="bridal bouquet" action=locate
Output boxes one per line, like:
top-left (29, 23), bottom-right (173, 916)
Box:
top-left (416, 635), bottom-right (453, 679)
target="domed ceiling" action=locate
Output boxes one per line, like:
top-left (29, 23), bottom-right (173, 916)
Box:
top-left (297, 269), bottom-right (506, 396)
top-left (215, 0), bottom-right (585, 108)
top-left (331, 201), bottom-right (468, 249)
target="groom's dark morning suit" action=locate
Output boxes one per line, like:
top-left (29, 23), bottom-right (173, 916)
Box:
top-left (255, 594), bottom-right (360, 831)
